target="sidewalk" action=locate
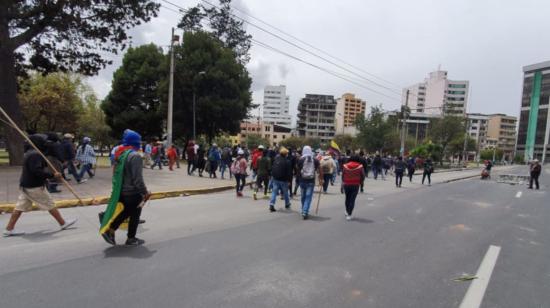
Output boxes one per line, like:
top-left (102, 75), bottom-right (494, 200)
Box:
top-left (0, 165), bottom-right (235, 206)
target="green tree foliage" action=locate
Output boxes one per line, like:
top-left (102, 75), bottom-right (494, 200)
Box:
top-left (355, 106), bottom-right (395, 153)
top-left (429, 116), bottom-right (465, 156)
top-left (244, 134), bottom-right (270, 150)
top-left (19, 73), bottom-right (84, 133)
top-left (410, 142), bottom-right (444, 162)
top-left (279, 137), bottom-right (321, 151)
top-left (179, 0), bottom-right (252, 63)
top-left (212, 135), bottom-right (234, 148)
top-left (1, 0), bottom-right (160, 165)
top-left (168, 31), bottom-right (253, 142)
top-left (480, 148), bottom-right (504, 161)
top-left (448, 135), bottom-right (477, 157)
top-left (78, 94), bottom-right (114, 151)
top-left (102, 44), bottom-right (166, 141)
top-left (333, 134), bottom-right (358, 152)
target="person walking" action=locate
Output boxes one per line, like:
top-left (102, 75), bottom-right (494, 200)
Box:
top-left (196, 145), bottom-right (206, 177)
top-left (422, 157), bottom-right (434, 186)
top-left (100, 130), bottom-right (150, 246)
top-left (254, 148), bottom-right (271, 200)
top-left (269, 147), bottom-right (292, 212)
top-left (207, 144), bottom-right (221, 179)
top-left (394, 156), bottom-right (407, 187)
top-left (251, 145), bottom-right (264, 181)
top-left (186, 140), bottom-right (196, 175)
top-left (407, 156), bottom-right (416, 182)
top-left (231, 149), bottom-right (248, 197)
top-left (529, 159), bottom-right (541, 190)
top-left (61, 133), bottom-right (86, 184)
top-left (320, 153), bottom-right (335, 193)
top-left (151, 142), bottom-right (163, 170)
top-left (45, 133), bottom-right (65, 193)
top-left (75, 136), bottom-right (96, 180)
top-left (143, 141), bottom-right (152, 168)
top-left (342, 155), bottom-right (365, 221)
top-left (297, 146), bottom-right (321, 219)
top-left (372, 153), bottom-right (384, 180)
top-left (220, 145), bottom-right (233, 179)
top-left (3, 134), bottom-right (77, 237)
top-left (167, 145), bottom-right (178, 171)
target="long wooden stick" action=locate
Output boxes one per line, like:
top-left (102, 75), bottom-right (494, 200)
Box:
top-left (314, 182), bottom-right (323, 215)
top-left (0, 106), bottom-right (85, 205)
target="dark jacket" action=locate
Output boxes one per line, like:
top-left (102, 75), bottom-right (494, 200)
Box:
top-left (121, 151), bottom-right (148, 196)
top-left (272, 154), bottom-right (293, 182)
top-left (20, 150), bottom-right (53, 188)
top-left (257, 156), bottom-right (272, 177)
top-left (62, 139), bottom-right (75, 161)
top-left (394, 160), bottom-right (407, 172)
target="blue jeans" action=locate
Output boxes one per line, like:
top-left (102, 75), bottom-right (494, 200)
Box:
top-left (220, 161), bottom-right (231, 178)
top-left (300, 181), bottom-right (315, 215)
top-left (270, 179), bottom-right (290, 207)
top-left (78, 163), bottom-right (94, 179)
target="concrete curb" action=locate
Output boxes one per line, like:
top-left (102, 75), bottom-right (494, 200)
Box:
top-left (441, 173), bottom-right (481, 183)
top-left (0, 184), bottom-right (235, 214)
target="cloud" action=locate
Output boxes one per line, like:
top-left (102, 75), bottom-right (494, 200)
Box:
top-left (278, 63), bottom-right (290, 79)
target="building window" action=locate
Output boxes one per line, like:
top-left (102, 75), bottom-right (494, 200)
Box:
top-left (449, 84), bottom-right (466, 88)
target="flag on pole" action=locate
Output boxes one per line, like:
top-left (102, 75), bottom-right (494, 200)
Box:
top-left (328, 140), bottom-right (341, 156)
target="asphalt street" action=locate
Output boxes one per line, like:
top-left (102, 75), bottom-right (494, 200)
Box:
top-left (0, 166), bottom-right (548, 308)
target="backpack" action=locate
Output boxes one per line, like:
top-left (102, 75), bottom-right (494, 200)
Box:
top-left (301, 156), bottom-right (315, 180)
top-left (271, 156), bottom-right (288, 180)
top-left (320, 158), bottom-right (332, 174)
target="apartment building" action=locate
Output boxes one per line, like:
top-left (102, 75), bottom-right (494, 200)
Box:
top-left (487, 114), bottom-right (518, 161)
top-left (297, 94), bottom-right (336, 143)
top-left (237, 120), bottom-right (292, 147)
top-left (262, 85), bottom-right (292, 128)
top-left (335, 93), bottom-right (366, 136)
top-left (466, 113), bottom-right (489, 150)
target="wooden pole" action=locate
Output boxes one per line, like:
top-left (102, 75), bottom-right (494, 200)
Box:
top-left (0, 105), bottom-right (85, 205)
top-left (314, 183), bottom-right (323, 215)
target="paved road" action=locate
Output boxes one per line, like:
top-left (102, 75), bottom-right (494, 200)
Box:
top-left (0, 166), bottom-right (547, 308)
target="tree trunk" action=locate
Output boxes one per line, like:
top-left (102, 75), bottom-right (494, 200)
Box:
top-left (0, 48), bottom-right (25, 165)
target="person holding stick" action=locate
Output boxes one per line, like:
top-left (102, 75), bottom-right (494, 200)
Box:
top-left (3, 134), bottom-right (78, 237)
top-left (297, 146), bottom-right (321, 220)
top-left (100, 130), bottom-right (150, 246)
top-left (342, 155), bottom-right (365, 221)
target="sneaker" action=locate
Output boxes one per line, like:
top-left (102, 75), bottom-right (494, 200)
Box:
top-left (125, 237), bottom-right (145, 246)
top-left (285, 203), bottom-right (291, 209)
top-left (269, 206), bottom-right (276, 212)
top-left (302, 213), bottom-right (309, 220)
top-left (101, 230), bottom-right (116, 245)
top-left (253, 192), bottom-right (257, 200)
top-left (77, 179), bottom-right (87, 184)
top-left (346, 215), bottom-right (352, 221)
top-left (3, 229), bottom-right (25, 237)
top-left (60, 218), bottom-right (77, 230)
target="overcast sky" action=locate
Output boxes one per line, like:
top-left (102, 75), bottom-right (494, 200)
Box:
top-left (88, 0), bottom-right (550, 123)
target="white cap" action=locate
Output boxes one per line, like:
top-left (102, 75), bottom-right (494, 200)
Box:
top-left (258, 145), bottom-right (264, 149)
top-left (238, 149), bottom-right (244, 155)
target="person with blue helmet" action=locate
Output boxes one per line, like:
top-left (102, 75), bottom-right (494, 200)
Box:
top-left (100, 129), bottom-right (150, 246)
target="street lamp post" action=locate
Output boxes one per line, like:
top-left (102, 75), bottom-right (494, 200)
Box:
top-left (193, 71), bottom-right (206, 141)
top-left (167, 27), bottom-right (179, 146)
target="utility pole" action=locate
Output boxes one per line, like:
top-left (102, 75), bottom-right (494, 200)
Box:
top-left (166, 27), bottom-right (176, 146)
top-left (192, 92), bottom-right (196, 140)
top-left (400, 90), bottom-right (409, 156)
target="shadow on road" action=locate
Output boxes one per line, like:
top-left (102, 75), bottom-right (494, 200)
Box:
top-left (103, 245), bottom-right (157, 259)
top-left (308, 215), bottom-right (331, 222)
top-left (20, 229), bottom-right (62, 242)
top-left (352, 218), bottom-right (374, 224)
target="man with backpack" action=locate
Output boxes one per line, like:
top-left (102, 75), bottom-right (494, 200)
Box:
top-left (394, 156), bottom-right (407, 188)
top-left (207, 144), bottom-right (221, 179)
top-left (422, 157), bottom-right (434, 186)
top-left (254, 148), bottom-right (271, 200)
top-left (269, 147), bottom-right (292, 212)
top-left (220, 145), bottom-right (233, 179)
top-left (407, 156), bottom-right (416, 182)
top-left (372, 153), bottom-right (384, 180)
top-left (151, 142), bottom-right (163, 170)
top-left (320, 153), bottom-right (335, 193)
top-left (231, 149), bottom-right (248, 197)
top-left (297, 145), bottom-right (321, 220)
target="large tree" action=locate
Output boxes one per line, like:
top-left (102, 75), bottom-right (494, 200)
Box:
top-left (179, 0), bottom-right (252, 63)
top-left (168, 31), bottom-right (253, 142)
top-left (0, 0), bottom-right (159, 164)
top-left (355, 105), bottom-right (396, 153)
top-left (19, 72), bottom-right (84, 133)
top-left (429, 115), bottom-right (465, 157)
top-left (102, 44), bottom-right (166, 141)
top-left (79, 93), bottom-right (114, 153)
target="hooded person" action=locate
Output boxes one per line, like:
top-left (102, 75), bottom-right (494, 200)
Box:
top-left (100, 130), bottom-right (150, 246)
top-left (296, 145), bottom-right (321, 219)
top-left (341, 155), bottom-right (366, 221)
top-left (268, 147), bottom-right (292, 212)
top-left (231, 149), bottom-right (248, 197)
top-left (3, 134), bottom-right (78, 237)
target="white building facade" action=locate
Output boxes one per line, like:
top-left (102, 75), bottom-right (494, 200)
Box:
top-left (403, 70), bottom-right (469, 116)
top-left (466, 113), bottom-right (489, 150)
top-left (262, 85), bottom-right (292, 128)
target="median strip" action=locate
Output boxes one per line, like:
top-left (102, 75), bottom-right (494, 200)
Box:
top-left (459, 245), bottom-right (501, 308)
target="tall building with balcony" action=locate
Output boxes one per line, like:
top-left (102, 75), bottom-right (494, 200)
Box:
top-left (487, 114), bottom-right (517, 161)
top-left (516, 61), bottom-right (550, 163)
top-left (466, 113), bottom-right (489, 150)
top-left (297, 94), bottom-right (336, 143)
top-left (403, 69), bottom-right (469, 116)
top-left (335, 93), bottom-right (366, 136)
top-left (262, 85), bottom-right (292, 128)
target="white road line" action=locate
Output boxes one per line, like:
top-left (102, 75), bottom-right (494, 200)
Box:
top-left (515, 191), bottom-right (522, 198)
top-left (459, 245), bottom-right (501, 308)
